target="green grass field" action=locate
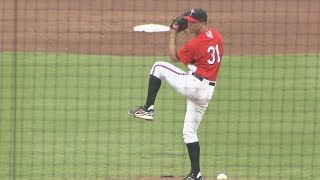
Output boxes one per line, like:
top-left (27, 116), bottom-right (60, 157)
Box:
top-left (0, 52), bottom-right (319, 180)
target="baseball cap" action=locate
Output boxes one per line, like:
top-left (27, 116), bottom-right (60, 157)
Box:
top-left (183, 8), bottom-right (207, 23)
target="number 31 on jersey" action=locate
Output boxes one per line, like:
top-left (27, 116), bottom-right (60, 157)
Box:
top-left (207, 44), bottom-right (221, 65)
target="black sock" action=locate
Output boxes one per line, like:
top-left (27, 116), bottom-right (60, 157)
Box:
top-left (145, 75), bottom-right (161, 109)
top-left (186, 142), bottom-right (200, 175)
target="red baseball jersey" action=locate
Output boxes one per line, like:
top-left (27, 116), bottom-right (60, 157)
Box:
top-left (177, 28), bottom-right (224, 81)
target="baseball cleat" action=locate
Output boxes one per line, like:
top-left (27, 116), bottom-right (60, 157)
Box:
top-left (183, 172), bottom-right (203, 180)
top-left (128, 106), bottom-right (154, 121)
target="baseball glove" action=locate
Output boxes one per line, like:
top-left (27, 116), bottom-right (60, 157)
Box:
top-left (170, 11), bottom-right (189, 32)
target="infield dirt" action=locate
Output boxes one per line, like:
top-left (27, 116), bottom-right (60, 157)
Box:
top-left (1, 0), bottom-right (319, 56)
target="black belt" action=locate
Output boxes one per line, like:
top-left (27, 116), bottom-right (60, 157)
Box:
top-left (192, 73), bottom-right (216, 86)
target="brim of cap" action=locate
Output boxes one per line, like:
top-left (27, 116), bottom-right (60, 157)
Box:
top-left (183, 16), bottom-right (198, 23)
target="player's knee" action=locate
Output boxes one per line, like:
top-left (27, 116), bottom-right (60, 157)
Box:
top-left (183, 129), bottom-right (198, 143)
top-left (150, 61), bottom-right (167, 78)
top-left (151, 61), bottom-right (167, 69)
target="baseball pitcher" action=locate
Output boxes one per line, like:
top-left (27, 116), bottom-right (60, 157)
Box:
top-left (129, 8), bottom-right (224, 180)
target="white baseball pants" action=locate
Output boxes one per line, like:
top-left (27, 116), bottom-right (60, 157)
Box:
top-left (150, 61), bottom-right (215, 143)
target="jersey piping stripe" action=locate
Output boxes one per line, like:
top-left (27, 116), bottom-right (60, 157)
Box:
top-left (151, 64), bottom-right (188, 76)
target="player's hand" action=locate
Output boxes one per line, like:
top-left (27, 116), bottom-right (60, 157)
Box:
top-left (169, 11), bottom-right (189, 32)
top-left (170, 28), bottom-right (179, 35)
